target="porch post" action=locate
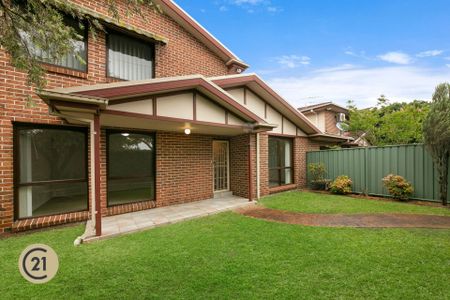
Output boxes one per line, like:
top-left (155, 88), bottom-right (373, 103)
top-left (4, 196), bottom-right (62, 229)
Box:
top-left (248, 133), bottom-right (253, 201)
top-left (94, 113), bottom-right (102, 236)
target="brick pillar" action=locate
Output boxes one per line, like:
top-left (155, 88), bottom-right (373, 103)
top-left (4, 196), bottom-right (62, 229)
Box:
top-left (230, 133), bottom-right (257, 199)
top-left (259, 133), bottom-right (269, 197)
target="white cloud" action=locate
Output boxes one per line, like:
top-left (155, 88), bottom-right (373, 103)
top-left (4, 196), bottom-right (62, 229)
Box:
top-left (446, 64), bottom-right (450, 68)
top-left (219, 5), bottom-right (228, 11)
top-left (274, 55), bottom-right (311, 68)
top-left (266, 66), bottom-right (450, 108)
top-left (313, 64), bottom-right (357, 73)
top-left (377, 51), bottom-right (413, 65)
top-left (344, 50), bottom-right (371, 60)
top-left (416, 50), bottom-right (443, 57)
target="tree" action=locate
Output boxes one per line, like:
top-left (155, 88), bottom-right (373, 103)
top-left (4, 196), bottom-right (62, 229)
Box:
top-left (347, 97), bottom-right (430, 146)
top-left (423, 83), bottom-right (450, 206)
top-left (0, 0), bottom-right (158, 89)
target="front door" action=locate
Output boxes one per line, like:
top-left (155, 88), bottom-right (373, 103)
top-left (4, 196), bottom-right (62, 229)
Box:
top-left (213, 141), bottom-right (229, 192)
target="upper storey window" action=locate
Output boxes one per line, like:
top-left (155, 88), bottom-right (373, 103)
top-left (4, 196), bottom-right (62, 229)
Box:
top-left (107, 32), bottom-right (155, 81)
top-left (22, 17), bottom-right (87, 72)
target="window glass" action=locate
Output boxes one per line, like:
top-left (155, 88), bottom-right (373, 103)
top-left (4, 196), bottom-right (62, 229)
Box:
top-left (107, 132), bottom-right (155, 206)
top-left (107, 33), bottom-right (154, 80)
top-left (16, 126), bottom-right (88, 219)
top-left (268, 137), bottom-right (293, 187)
top-left (22, 17), bottom-right (87, 71)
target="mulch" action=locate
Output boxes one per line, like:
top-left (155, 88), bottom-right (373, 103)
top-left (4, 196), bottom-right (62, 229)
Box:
top-left (237, 206), bottom-right (450, 229)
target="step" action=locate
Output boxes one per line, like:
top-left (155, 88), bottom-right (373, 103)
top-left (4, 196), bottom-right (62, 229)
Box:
top-left (214, 191), bottom-right (233, 199)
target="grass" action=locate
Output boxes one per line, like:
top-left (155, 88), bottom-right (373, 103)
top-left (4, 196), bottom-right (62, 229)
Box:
top-left (260, 191), bottom-right (450, 216)
top-left (1, 211), bottom-right (450, 299)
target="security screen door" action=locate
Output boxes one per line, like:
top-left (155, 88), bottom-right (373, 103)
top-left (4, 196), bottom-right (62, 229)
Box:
top-left (213, 141), bottom-right (229, 192)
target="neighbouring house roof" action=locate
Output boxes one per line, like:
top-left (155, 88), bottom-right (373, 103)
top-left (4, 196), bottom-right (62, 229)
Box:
top-left (211, 73), bottom-right (322, 135)
top-left (154, 0), bottom-right (249, 69)
top-left (308, 133), bottom-right (354, 143)
top-left (298, 102), bottom-right (348, 114)
top-left (39, 75), bottom-right (273, 130)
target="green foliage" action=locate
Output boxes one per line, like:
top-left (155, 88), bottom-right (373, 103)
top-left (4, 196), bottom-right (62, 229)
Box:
top-left (382, 174), bottom-right (414, 201)
top-left (0, 0), bottom-right (158, 90)
top-left (308, 162), bottom-right (326, 181)
top-left (329, 175), bottom-right (352, 195)
top-left (308, 162), bottom-right (330, 190)
top-left (347, 97), bottom-right (430, 146)
top-left (423, 83), bottom-right (450, 206)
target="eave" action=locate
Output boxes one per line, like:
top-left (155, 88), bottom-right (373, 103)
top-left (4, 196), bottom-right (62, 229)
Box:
top-left (211, 73), bottom-right (322, 135)
top-left (308, 133), bottom-right (354, 143)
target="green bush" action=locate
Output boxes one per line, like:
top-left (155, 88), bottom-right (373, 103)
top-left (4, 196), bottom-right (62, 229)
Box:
top-left (329, 175), bottom-right (353, 195)
top-left (308, 163), bottom-right (330, 190)
top-left (382, 174), bottom-right (414, 201)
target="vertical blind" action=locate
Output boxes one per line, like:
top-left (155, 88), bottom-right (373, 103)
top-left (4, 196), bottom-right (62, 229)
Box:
top-left (108, 33), bottom-right (154, 81)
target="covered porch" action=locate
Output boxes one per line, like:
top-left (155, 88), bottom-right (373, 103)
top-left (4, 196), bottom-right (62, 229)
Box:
top-left (37, 76), bottom-right (274, 237)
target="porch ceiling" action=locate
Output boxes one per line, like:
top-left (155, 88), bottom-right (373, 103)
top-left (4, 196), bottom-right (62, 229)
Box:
top-left (51, 104), bottom-right (256, 136)
top-left (100, 112), bottom-right (254, 136)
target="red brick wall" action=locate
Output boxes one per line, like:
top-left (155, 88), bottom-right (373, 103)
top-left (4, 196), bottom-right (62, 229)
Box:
top-left (155, 132), bottom-right (214, 207)
top-left (0, 0), bottom-right (237, 233)
top-left (258, 135), bottom-right (321, 198)
top-left (294, 137), bottom-right (310, 188)
top-left (230, 134), bottom-right (256, 199)
top-left (259, 133), bottom-right (269, 197)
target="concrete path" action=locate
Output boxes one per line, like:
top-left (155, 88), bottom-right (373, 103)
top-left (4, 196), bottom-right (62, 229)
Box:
top-left (238, 206), bottom-right (450, 229)
top-left (82, 196), bottom-right (253, 242)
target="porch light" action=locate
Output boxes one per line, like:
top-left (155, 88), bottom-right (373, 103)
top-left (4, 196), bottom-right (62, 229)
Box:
top-left (184, 128), bottom-right (191, 135)
top-left (121, 133), bottom-right (130, 137)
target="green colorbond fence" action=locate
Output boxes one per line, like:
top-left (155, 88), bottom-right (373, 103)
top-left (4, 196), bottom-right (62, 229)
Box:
top-left (306, 144), bottom-right (450, 202)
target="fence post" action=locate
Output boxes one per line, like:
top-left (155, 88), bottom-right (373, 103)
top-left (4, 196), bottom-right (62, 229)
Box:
top-left (364, 147), bottom-right (369, 195)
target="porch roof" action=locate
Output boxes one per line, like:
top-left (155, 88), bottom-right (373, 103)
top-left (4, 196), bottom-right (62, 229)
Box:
top-left (211, 73), bottom-right (322, 135)
top-left (37, 75), bottom-right (276, 135)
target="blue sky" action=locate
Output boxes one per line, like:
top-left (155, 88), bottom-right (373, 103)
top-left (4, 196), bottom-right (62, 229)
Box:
top-left (176, 0), bottom-right (450, 108)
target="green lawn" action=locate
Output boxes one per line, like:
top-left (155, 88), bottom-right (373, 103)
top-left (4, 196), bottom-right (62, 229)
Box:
top-left (260, 191), bottom-right (450, 216)
top-left (1, 211), bottom-right (450, 299)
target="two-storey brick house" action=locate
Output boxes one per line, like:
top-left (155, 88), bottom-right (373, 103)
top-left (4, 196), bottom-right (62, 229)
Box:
top-left (0, 0), bottom-right (347, 236)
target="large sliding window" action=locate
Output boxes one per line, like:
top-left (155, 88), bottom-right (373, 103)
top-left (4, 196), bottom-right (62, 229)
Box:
top-left (107, 32), bottom-right (154, 81)
top-left (107, 131), bottom-right (155, 206)
top-left (14, 124), bottom-right (88, 219)
top-left (269, 137), bottom-right (293, 187)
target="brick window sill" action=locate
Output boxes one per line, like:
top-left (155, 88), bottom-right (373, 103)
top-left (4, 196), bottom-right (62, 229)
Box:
top-left (269, 184), bottom-right (297, 194)
top-left (42, 63), bottom-right (88, 79)
top-left (12, 211), bottom-right (89, 233)
top-left (106, 200), bottom-right (157, 216)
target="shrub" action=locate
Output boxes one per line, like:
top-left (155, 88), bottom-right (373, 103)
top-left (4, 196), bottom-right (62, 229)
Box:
top-left (308, 163), bottom-right (326, 181)
top-left (329, 175), bottom-right (353, 194)
top-left (308, 163), bottom-right (330, 190)
top-left (382, 174), bottom-right (414, 201)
